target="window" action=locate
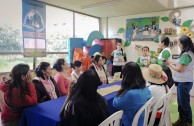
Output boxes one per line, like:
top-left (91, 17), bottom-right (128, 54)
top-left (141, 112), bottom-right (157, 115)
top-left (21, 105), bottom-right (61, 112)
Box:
top-left (0, 54), bottom-right (33, 72)
top-left (36, 53), bottom-right (68, 68)
top-left (46, 5), bottom-right (73, 52)
top-left (75, 13), bottom-right (99, 40)
top-left (0, 3), bottom-right (99, 73)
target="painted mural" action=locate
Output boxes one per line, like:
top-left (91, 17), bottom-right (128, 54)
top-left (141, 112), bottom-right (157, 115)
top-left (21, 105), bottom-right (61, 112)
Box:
top-left (126, 17), bottom-right (159, 42)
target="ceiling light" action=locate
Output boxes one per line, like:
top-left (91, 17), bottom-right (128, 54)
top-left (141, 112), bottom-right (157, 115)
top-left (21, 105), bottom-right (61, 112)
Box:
top-left (82, 0), bottom-right (119, 9)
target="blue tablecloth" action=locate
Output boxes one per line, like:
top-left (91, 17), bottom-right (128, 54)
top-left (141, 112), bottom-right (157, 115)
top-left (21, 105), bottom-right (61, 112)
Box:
top-left (20, 80), bottom-right (122, 126)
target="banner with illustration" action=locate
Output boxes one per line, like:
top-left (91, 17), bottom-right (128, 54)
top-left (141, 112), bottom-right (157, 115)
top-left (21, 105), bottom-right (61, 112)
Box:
top-left (22, 0), bottom-right (46, 57)
top-left (126, 17), bottom-right (159, 42)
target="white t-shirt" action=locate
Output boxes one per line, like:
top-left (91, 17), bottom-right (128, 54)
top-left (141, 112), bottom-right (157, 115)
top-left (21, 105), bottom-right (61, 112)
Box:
top-left (111, 50), bottom-right (125, 66)
top-left (94, 65), bottom-right (107, 84)
top-left (148, 84), bottom-right (169, 112)
top-left (71, 70), bottom-right (83, 83)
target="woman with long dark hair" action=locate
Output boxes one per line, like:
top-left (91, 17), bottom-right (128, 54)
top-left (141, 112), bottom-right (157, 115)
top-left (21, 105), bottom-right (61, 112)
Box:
top-left (113, 62), bottom-right (151, 126)
top-left (166, 35), bottom-right (194, 126)
top-left (53, 59), bottom-right (70, 96)
top-left (89, 54), bottom-right (108, 85)
top-left (33, 62), bottom-right (60, 103)
top-left (60, 69), bottom-right (109, 126)
top-left (0, 64), bottom-right (37, 126)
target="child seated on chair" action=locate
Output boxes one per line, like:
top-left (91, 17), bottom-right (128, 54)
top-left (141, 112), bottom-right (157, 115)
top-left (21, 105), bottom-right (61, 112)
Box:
top-left (142, 64), bottom-right (169, 126)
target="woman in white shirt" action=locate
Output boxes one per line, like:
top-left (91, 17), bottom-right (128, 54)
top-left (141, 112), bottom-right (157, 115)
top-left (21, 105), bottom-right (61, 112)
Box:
top-left (70, 60), bottom-right (83, 83)
top-left (89, 55), bottom-right (108, 85)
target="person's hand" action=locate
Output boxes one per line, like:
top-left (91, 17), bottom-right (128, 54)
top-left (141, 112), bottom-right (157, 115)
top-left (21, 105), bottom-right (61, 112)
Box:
top-left (102, 80), bottom-right (107, 84)
top-left (3, 77), bottom-right (12, 84)
top-left (162, 71), bottom-right (168, 81)
top-left (164, 61), bottom-right (170, 66)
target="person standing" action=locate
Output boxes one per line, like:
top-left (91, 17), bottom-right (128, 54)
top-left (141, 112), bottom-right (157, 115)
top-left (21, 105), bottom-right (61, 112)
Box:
top-left (110, 40), bottom-right (127, 76)
top-left (166, 35), bottom-right (194, 126)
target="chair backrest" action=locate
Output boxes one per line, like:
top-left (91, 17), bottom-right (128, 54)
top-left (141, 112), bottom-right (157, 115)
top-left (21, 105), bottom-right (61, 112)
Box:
top-left (132, 97), bottom-right (154, 126)
top-left (148, 91), bottom-right (173, 126)
top-left (169, 84), bottom-right (176, 92)
top-left (99, 110), bottom-right (123, 126)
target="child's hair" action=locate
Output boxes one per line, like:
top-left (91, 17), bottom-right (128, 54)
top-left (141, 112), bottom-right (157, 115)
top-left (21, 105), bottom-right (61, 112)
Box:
top-left (161, 37), bottom-right (170, 47)
top-left (53, 59), bottom-right (65, 72)
top-left (70, 60), bottom-right (82, 69)
top-left (142, 46), bottom-right (149, 51)
top-left (102, 56), bottom-right (107, 64)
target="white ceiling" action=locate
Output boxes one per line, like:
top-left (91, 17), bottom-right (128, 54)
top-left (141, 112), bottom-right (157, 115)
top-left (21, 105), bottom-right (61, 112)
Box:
top-left (38, 0), bottom-right (194, 18)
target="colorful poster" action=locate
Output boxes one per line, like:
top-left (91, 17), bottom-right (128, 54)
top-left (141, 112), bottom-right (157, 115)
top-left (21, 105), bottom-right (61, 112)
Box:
top-left (22, 0), bottom-right (46, 57)
top-left (126, 17), bottom-right (159, 42)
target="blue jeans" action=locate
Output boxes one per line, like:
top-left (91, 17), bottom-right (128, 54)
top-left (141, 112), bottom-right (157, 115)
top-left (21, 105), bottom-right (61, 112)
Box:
top-left (177, 82), bottom-right (193, 123)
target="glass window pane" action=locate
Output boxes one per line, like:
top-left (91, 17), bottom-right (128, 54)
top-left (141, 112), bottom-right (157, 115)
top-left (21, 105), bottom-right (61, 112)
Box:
top-left (75, 13), bottom-right (99, 40)
top-left (0, 54), bottom-right (33, 72)
top-left (36, 54), bottom-right (68, 68)
top-left (0, 25), bottom-right (22, 52)
top-left (46, 5), bottom-right (73, 52)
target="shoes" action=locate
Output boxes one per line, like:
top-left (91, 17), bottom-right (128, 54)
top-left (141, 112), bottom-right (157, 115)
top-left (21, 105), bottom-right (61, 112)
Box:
top-left (186, 122), bottom-right (192, 126)
top-left (172, 118), bottom-right (192, 126)
top-left (172, 118), bottom-right (184, 126)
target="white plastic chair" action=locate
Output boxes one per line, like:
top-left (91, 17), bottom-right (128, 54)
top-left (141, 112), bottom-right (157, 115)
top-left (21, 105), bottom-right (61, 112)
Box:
top-left (169, 84), bottom-right (176, 93)
top-left (99, 110), bottom-right (123, 126)
top-left (131, 97), bottom-right (154, 126)
top-left (148, 91), bottom-right (173, 126)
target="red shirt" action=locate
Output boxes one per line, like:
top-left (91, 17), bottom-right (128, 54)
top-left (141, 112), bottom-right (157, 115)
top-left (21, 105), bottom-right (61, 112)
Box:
top-left (0, 81), bottom-right (37, 123)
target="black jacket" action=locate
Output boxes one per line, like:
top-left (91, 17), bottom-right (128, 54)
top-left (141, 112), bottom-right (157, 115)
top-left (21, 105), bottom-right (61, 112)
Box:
top-left (33, 77), bottom-right (60, 103)
top-left (89, 65), bottom-right (109, 85)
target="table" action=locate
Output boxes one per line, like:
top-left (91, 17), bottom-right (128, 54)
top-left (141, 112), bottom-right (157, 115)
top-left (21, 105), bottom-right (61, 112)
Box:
top-left (20, 80), bottom-right (122, 126)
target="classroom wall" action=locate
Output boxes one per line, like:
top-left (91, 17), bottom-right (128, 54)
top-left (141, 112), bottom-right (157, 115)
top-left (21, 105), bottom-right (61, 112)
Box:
top-left (107, 8), bottom-right (194, 61)
top-left (103, 7), bottom-right (194, 96)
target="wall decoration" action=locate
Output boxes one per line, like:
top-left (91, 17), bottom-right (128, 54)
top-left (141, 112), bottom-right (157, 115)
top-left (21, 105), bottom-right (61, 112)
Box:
top-left (182, 20), bottom-right (193, 27)
top-left (22, 0), bottom-right (46, 57)
top-left (126, 17), bottom-right (159, 42)
top-left (163, 28), bottom-right (177, 35)
top-left (124, 40), bottom-right (131, 47)
top-left (169, 9), bottom-right (181, 25)
top-left (117, 28), bottom-right (125, 33)
top-left (173, 18), bottom-right (181, 26)
top-left (86, 31), bottom-right (104, 46)
top-left (161, 17), bottom-right (169, 22)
